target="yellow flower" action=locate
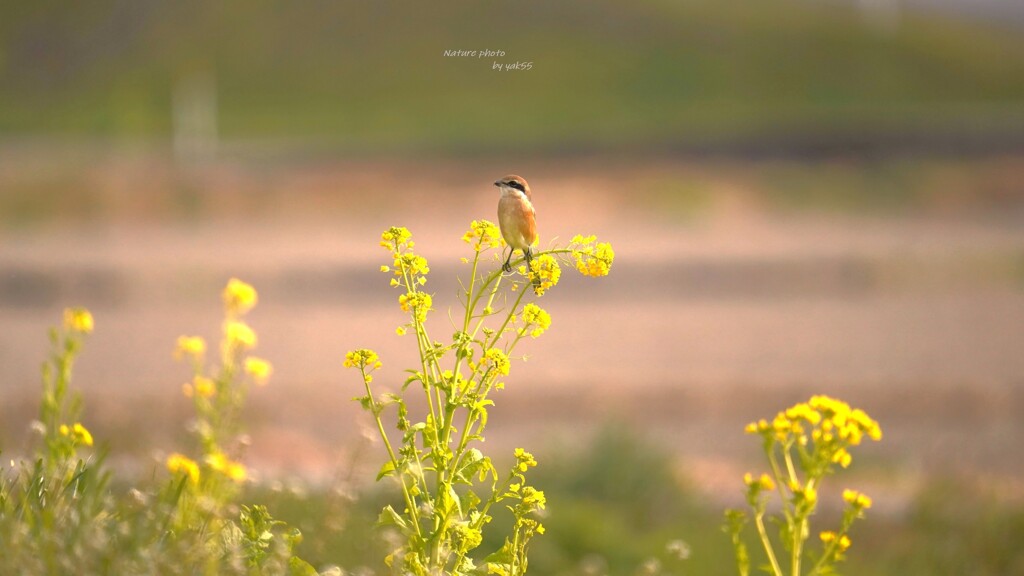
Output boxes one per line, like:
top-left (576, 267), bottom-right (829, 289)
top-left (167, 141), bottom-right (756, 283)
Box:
top-left (398, 291), bottom-right (432, 323)
top-left (785, 403), bottom-right (822, 425)
top-left (743, 472), bottom-right (775, 492)
top-left (193, 375), bottom-right (216, 397)
top-left (395, 326), bottom-right (407, 336)
top-left (571, 236), bottom-right (615, 278)
top-left (63, 307), bottom-right (94, 334)
top-left (225, 461), bottom-right (248, 482)
top-left (244, 357), bottom-right (272, 385)
top-left (527, 254), bottom-right (561, 296)
top-left (344, 349), bottom-right (381, 370)
top-left (223, 278), bottom-right (258, 315)
top-left (380, 226), bottom-right (413, 252)
top-left (73, 423), bottom-right (93, 446)
top-left (514, 448), bottom-right (538, 470)
top-left (207, 452), bottom-right (247, 483)
top-left (832, 448), bottom-right (853, 468)
top-left (394, 253), bottom-right (430, 277)
top-left (174, 335), bottom-right (206, 360)
top-left (206, 452), bottom-right (227, 471)
top-left (521, 303), bottom-right (552, 338)
top-left (224, 320), bottom-right (257, 350)
top-left (462, 220), bottom-right (502, 251)
top-left (167, 453), bottom-right (200, 484)
top-left (820, 531), bottom-right (852, 552)
top-left (745, 419), bottom-right (769, 434)
top-left (843, 489), bottom-right (873, 509)
top-left (792, 483), bottom-right (817, 506)
top-left (483, 348), bottom-right (511, 376)
top-left (60, 422), bottom-right (94, 446)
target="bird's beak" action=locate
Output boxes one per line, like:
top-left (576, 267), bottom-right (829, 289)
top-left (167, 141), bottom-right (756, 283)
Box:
top-left (493, 180), bottom-right (501, 187)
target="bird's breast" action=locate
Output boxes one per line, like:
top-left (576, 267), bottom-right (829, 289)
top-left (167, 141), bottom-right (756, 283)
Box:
top-left (498, 195), bottom-right (537, 250)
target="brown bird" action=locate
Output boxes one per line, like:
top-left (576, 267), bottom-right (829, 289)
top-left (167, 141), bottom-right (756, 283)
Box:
top-left (494, 175), bottom-right (538, 273)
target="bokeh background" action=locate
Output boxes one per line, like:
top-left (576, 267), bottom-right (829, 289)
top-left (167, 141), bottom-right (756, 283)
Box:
top-left (2, 0), bottom-right (1024, 573)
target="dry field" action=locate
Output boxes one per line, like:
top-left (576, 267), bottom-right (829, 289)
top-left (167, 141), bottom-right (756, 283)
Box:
top-left (2, 149), bottom-right (1023, 507)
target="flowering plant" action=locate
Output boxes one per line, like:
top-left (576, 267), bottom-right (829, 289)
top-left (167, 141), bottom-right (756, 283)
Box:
top-left (726, 396), bottom-right (883, 576)
top-left (346, 222), bottom-right (614, 575)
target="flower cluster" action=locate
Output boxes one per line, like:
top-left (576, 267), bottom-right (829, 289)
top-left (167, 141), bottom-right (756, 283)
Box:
top-left (525, 254), bottom-right (561, 296)
top-left (728, 395), bottom-right (882, 576)
top-left (843, 488), bottom-right (873, 510)
top-left (520, 303), bottom-right (551, 338)
top-left (482, 348), bottom-right (511, 376)
top-left (819, 531), bottom-right (851, 553)
top-left (513, 448), bottom-right (537, 472)
top-left (58, 422), bottom-right (94, 447)
top-left (224, 320), bottom-right (257, 351)
top-left (745, 394), bottom-right (882, 469)
top-left (223, 277), bottom-right (258, 315)
top-left (170, 278), bottom-right (270, 507)
top-left (399, 291), bottom-right (433, 324)
top-left (344, 349), bottom-right (382, 370)
top-left (63, 307), bottom-right (94, 334)
top-left (206, 451), bottom-right (248, 483)
top-left (182, 375), bottom-right (216, 399)
top-left (570, 234), bottom-right (615, 278)
top-left (744, 472), bottom-right (775, 492)
top-left (244, 357), bottom-right (272, 384)
top-left (381, 227), bottom-right (434, 327)
top-left (394, 253), bottom-right (430, 280)
top-left (380, 226), bottom-right (413, 252)
top-left (175, 335), bottom-right (206, 361)
top-left (462, 219), bottom-right (503, 252)
top-left (167, 452), bottom-right (201, 484)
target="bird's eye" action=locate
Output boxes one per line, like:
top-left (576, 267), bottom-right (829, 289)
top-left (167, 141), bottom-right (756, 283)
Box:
top-left (507, 181), bottom-right (523, 191)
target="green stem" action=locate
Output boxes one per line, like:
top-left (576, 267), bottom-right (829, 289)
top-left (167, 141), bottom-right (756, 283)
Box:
top-left (755, 511), bottom-right (785, 576)
top-left (362, 367), bottom-right (422, 538)
top-left (766, 443), bottom-right (794, 520)
top-left (792, 477), bottom-right (817, 576)
top-left (462, 250), bottom-right (482, 332)
top-left (807, 538), bottom-right (839, 576)
top-left (486, 288), bottom-right (528, 352)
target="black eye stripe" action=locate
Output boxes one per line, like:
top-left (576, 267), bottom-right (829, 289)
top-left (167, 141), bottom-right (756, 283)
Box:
top-left (505, 180), bottom-right (524, 192)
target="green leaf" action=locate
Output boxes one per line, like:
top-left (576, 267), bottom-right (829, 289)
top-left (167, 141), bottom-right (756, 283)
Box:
top-left (288, 556), bottom-right (319, 576)
top-left (463, 489), bottom-right (482, 512)
top-left (377, 460), bottom-right (397, 481)
top-left (352, 395), bottom-right (372, 410)
top-left (377, 505), bottom-right (411, 534)
top-left (403, 371), bottom-right (423, 391)
top-left (484, 539), bottom-right (515, 575)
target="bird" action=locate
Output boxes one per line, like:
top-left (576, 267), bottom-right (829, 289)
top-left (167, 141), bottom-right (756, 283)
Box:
top-left (494, 174), bottom-right (538, 273)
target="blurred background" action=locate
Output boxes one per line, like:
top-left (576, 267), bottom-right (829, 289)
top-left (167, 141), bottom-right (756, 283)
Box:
top-left (2, 0), bottom-right (1024, 573)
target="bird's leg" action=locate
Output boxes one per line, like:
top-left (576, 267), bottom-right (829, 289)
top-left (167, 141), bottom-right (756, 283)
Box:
top-left (525, 247), bottom-right (541, 288)
top-left (502, 248), bottom-right (514, 273)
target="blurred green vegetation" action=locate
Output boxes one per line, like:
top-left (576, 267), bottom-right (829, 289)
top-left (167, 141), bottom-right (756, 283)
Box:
top-left (255, 427), bottom-right (1024, 575)
top-left (2, 0), bottom-right (1023, 151)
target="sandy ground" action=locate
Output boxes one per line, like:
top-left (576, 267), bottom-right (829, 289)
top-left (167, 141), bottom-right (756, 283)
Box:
top-left (2, 153), bottom-right (1024, 506)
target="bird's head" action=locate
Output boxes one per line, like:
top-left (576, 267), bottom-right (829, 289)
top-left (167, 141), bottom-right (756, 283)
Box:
top-left (494, 175), bottom-right (532, 201)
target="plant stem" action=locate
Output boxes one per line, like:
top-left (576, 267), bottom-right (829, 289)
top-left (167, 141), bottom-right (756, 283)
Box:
top-left (362, 368), bottom-right (422, 538)
top-left (755, 511), bottom-right (784, 576)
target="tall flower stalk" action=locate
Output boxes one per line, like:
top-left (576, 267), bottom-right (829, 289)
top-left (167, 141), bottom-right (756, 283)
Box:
top-left (726, 396), bottom-right (883, 576)
top-left (347, 222), bottom-right (614, 576)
